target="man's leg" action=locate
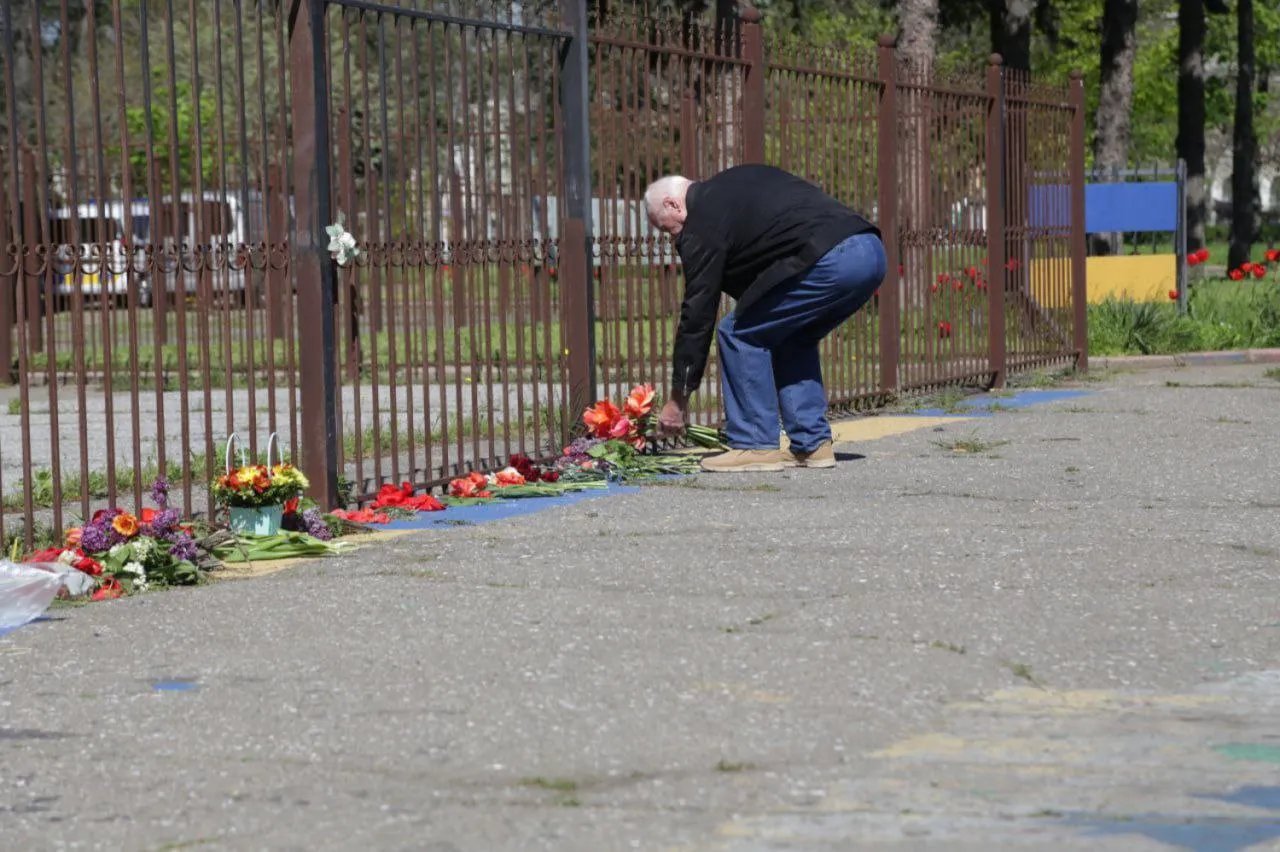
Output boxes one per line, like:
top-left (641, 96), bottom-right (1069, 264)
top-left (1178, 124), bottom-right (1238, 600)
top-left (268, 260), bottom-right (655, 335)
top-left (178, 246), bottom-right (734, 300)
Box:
top-left (716, 311), bottom-right (783, 449)
top-left (736, 233), bottom-right (887, 454)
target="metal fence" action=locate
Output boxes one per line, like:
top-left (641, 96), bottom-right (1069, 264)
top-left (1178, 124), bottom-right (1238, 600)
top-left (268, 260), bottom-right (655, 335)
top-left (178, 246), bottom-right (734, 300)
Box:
top-left (0, 0), bottom-right (1085, 544)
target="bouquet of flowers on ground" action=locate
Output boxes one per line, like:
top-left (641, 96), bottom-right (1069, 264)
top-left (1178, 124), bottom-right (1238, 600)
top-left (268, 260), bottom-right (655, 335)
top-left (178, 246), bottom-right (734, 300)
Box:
top-left (213, 463), bottom-right (310, 509)
top-left (580, 383), bottom-right (726, 452)
top-left (563, 383), bottom-right (727, 480)
top-left (29, 478), bottom-right (203, 600)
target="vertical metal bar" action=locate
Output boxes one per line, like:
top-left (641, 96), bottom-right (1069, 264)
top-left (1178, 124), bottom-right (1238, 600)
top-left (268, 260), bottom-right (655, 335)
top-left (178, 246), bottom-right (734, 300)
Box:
top-left (289, 0), bottom-right (339, 508)
top-left (107, 0), bottom-right (143, 514)
top-left (19, 150), bottom-right (42, 355)
top-left (1068, 69), bottom-right (1087, 372)
top-left (1176, 157), bottom-right (1188, 313)
top-left (985, 55), bottom-right (1007, 387)
top-left (875, 35), bottom-right (900, 395)
top-left (559, 0), bottom-right (595, 414)
top-left (0, 161), bottom-right (11, 384)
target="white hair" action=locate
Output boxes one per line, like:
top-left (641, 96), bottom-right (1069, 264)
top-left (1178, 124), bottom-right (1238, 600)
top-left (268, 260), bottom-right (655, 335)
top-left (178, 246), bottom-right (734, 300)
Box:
top-left (643, 175), bottom-right (692, 219)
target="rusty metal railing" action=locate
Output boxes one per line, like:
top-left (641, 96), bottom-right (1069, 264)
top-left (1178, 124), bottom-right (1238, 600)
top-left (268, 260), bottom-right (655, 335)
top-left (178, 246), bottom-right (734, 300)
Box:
top-left (0, 0), bottom-right (1086, 545)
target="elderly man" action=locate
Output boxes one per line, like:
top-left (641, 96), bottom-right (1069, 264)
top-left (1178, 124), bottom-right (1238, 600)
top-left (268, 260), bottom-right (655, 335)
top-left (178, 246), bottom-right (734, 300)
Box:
top-left (645, 164), bottom-right (885, 472)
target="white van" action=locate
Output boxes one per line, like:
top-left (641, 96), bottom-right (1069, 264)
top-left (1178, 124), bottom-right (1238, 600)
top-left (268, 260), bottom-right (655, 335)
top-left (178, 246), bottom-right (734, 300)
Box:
top-left (130, 191), bottom-right (269, 304)
top-left (47, 203), bottom-right (141, 304)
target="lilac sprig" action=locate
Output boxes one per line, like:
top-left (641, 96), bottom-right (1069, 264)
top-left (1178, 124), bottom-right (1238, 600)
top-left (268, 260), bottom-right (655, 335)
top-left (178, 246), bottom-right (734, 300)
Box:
top-left (150, 477), bottom-right (170, 509)
top-left (302, 509), bottom-right (333, 541)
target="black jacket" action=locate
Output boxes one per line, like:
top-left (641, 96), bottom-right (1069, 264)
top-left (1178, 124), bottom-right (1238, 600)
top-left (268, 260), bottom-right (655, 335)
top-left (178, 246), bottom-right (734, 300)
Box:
top-left (671, 165), bottom-right (879, 394)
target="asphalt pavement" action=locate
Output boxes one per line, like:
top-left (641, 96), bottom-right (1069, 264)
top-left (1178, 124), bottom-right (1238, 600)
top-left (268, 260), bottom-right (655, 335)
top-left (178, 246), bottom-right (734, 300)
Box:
top-left (2, 362), bottom-right (1278, 851)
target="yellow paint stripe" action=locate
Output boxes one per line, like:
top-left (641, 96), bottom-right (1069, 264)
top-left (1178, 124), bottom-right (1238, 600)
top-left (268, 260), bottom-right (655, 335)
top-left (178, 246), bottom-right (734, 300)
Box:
top-left (830, 415), bottom-right (973, 443)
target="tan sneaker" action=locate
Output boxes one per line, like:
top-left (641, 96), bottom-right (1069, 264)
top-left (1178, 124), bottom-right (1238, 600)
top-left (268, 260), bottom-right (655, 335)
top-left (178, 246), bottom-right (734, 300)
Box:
top-left (784, 440), bottom-right (836, 469)
top-left (699, 449), bottom-right (787, 473)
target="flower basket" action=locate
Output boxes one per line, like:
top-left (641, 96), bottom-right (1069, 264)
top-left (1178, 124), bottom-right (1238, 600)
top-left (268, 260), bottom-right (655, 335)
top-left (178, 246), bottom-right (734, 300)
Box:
top-left (213, 433), bottom-right (309, 526)
top-left (228, 504), bottom-right (284, 536)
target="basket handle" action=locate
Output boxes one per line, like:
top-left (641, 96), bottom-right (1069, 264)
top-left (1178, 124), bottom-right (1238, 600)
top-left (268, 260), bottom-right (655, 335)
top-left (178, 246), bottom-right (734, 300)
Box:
top-left (265, 432), bottom-right (281, 470)
top-left (224, 433), bottom-right (241, 475)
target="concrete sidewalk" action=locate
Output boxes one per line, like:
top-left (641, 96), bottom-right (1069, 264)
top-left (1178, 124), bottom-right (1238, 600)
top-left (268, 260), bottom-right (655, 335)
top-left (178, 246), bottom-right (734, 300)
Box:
top-left (2, 363), bottom-right (1278, 851)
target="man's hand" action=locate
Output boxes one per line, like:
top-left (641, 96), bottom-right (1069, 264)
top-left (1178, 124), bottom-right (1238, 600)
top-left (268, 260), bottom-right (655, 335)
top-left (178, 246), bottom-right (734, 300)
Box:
top-left (657, 395), bottom-right (688, 437)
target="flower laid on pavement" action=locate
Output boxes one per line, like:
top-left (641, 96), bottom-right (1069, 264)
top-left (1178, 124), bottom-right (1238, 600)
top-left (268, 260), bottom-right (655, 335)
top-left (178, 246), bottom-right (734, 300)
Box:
top-left (582, 382), bottom-right (726, 452)
top-left (27, 478), bottom-right (205, 600)
top-left (372, 482), bottom-right (446, 512)
top-left (329, 508), bottom-right (392, 525)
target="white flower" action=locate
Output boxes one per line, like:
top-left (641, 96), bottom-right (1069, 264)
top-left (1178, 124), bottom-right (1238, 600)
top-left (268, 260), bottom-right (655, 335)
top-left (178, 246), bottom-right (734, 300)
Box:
top-left (132, 537), bottom-right (154, 561)
top-left (57, 550), bottom-right (78, 566)
top-left (326, 221), bottom-right (360, 267)
top-left (109, 543), bottom-right (126, 557)
top-left (123, 561), bottom-right (146, 578)
top-left (133, 577), bottom-right (149, 593)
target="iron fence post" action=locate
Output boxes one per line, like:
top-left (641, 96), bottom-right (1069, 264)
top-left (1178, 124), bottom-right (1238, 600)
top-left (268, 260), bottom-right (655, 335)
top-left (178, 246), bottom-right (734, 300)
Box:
top-left (559, 0), bottom-right (596, 423)
top-left (288, 0), bottom-right (339, 508)
top-left (875, 35), bottom-right (900, 394)
top-left (985, 54), bottom-right (1007, 387)
top-left (740, 4), bottom-right (765, 164)
top-left (1068, 69), bottom-right (1088, 371)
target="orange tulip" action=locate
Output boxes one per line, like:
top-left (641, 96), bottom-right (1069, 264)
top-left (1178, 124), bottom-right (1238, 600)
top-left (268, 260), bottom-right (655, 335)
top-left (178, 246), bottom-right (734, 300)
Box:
top-left (582, 400), bottom-right (621, 438)
top-left (112, 513), bottom-right (140, 538)
top-left (624, 383), bottom-right (656, 419)
top-left (64, 528), bottom-right (83, 548)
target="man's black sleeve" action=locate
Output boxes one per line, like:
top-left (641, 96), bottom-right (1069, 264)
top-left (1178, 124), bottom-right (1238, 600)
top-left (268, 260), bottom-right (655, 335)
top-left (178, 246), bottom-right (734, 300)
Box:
top-left (670, 234), bottom-right (727, 395)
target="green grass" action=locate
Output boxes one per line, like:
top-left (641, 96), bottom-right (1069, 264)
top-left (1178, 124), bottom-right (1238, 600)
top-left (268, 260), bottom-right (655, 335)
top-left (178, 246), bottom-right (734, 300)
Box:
top-left (6, 398), bottom-right (22, 415)
top-left (932, 434), bottom-right (1009, 454)
top-left (1088, 278), bottom-right (1280, 356)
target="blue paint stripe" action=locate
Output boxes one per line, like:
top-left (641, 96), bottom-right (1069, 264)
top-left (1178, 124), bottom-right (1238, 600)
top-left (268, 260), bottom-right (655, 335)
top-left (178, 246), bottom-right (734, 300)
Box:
top-left (378, 481), bottom-right (643, 531)
top-left (906, 389), bottom-right (1091, 418)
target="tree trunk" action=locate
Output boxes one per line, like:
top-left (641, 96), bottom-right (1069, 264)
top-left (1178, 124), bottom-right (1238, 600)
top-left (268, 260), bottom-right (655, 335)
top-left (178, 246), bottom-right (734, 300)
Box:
top-left (899, 0), bottom-right (939, 70)
top-left (897, 0), bottom-right (939, 307)
top-left (1177, 0), bottom-right (1208, 251)
top-left (1228, 0), bottom-right (1256, 269)
top-left (990, 0), bottom-right (1033, 71)
top-left (1091, 0), bottom-right (1138, 256)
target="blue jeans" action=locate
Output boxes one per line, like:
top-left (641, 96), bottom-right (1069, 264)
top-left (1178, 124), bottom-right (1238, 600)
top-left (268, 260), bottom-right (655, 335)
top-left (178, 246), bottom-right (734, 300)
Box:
top-left (717, 232), bottom-right (886, 453)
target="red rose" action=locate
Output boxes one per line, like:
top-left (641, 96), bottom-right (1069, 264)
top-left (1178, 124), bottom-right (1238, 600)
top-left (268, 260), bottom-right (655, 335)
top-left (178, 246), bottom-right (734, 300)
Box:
top-left (26, 547), bottom-right (64, 564)
top-left (1187, 254), bottom-right (1200, 267)
top-left (1229, 269), bottom-right (1245, 281)
top-left (1265, 249), bottom-right (1278, 263)
top-left (937, 321), bottom-right (952, 338)
top-left (965, 266), bottom-right (978, 278)
top-left (542, 470), bottom-right (560, 483)
top-left (1253, 264), bottom-right (1266, 278)
top-left (1196, 248), bottom-right (1210, 262)
top-left (1168, 289), bottom-right (1178, 301)
top-left (284, 497), bottom-right (300, 514)
top-left (74, 555), bottom-right (103, 577)
top-left (936, 273), bottom-right (949, 285)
